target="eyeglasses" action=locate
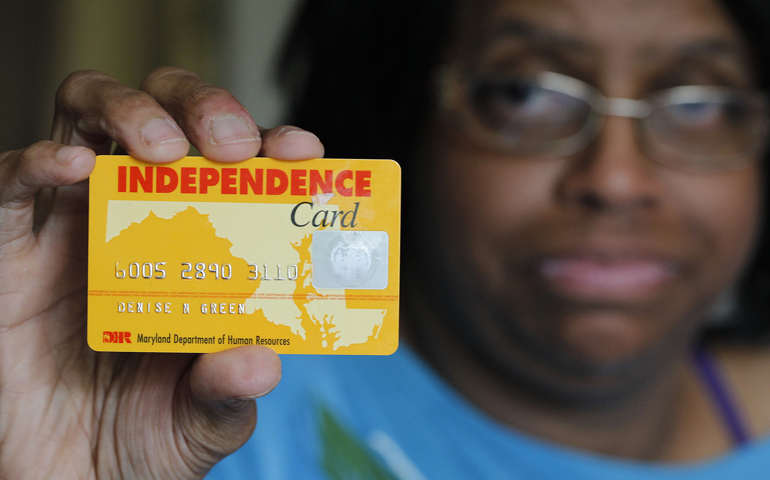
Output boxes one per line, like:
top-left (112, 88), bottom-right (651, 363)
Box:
top-left (440, 68), bottom-right (770, 171)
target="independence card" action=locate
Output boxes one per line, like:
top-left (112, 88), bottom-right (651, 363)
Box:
top-left (87, 156), bottom-right (400, 354)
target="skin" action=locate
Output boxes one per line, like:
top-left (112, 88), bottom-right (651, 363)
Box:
top-left (0, 0), bottom-right (767, 475)
top-left (0, 67), bottom-right (323, 479)
top-left (408, 0), bottom-right (765, 461)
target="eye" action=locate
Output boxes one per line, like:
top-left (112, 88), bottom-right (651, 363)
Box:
top-left (665, 102), bottom-right (724, 126)
top-left (471, 79), bottom-right (568, 120)
top-left (663, 98), bottom-right (755, 131)
top-left (465, 76), bottom-right (592, 144)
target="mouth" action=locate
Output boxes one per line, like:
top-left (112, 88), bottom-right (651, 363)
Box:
top-left (536, 254), bottom-right (678, 304)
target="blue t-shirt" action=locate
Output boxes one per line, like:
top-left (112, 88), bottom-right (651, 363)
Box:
top-left (207, 346), bottom-right (770, 479)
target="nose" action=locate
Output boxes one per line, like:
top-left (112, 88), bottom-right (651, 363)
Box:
top-left (557, 116), bottom-right (663, 215)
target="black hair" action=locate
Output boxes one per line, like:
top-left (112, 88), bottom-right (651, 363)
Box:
top-left (279, 0), bottom-right (458, 162)
top-left (279, 0), bottom-right (770, 340)
top-left (715, 1), bottom-right (770, 341)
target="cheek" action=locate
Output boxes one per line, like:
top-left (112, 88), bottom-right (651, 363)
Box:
top-left (434, 153), bottom-right (564, 281)
top-left (669, 168), bottom-right (762, 291)
top-left (436, 147), bottom-right (563, 236)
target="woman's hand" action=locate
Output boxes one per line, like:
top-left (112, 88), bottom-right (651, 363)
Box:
top-left (0, 66), bottom-right (323, 479)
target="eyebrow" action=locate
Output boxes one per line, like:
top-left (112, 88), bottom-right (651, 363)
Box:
top-left (477, 19), bottom-right (597, 55)
top-left (478, 19), bottom-right (750, 63)
top-left (645, 37), bottom-right (751, 64)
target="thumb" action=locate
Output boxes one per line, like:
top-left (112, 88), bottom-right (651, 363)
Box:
top-left (178, 346), bottom-right (282, 469)
top-left (0, 142), bottom-right (94, 245)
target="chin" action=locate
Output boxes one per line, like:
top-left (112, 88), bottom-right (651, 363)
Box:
top-left (558, 311), bottom-right (664, 365)
top-left (478, 305), bottom-right (700, 406)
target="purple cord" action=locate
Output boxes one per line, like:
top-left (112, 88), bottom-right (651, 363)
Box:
top-left (693, 346), bottom-right (751, 447)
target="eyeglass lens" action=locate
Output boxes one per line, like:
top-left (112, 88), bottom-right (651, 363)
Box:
top-left (470, 78), bottom-right (592, 152)
top-left (646, 94), bottom-right (767, 157)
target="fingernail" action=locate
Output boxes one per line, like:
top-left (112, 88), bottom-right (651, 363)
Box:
top-left (210, 114), bottom-right (258, 145)
top-left (56, 145), bottom-right (86, 166)
top-left (229, 369), bottom-right (282, 402)
top-left (140, 117), bottom-right (187, 146)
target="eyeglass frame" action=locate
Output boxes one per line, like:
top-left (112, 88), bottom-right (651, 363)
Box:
top-left (439, 67), bottom-right (770, 172)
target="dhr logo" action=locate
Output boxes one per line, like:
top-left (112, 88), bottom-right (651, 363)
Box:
top-left (103, 331), bottom-right (132, 344)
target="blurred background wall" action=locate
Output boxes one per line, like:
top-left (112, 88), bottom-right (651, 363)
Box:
top-left (0, 0), bottom-right (300, 151)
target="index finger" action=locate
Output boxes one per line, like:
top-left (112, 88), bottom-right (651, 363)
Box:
top-left (50, 70), bottom-right (190, 163)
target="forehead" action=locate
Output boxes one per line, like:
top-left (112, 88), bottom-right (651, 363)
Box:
top-left (452, 0), bottom-right (749, 63)
top-left (489, 0), bottom-right (736, 37)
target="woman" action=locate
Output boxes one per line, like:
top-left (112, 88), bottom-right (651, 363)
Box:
top-left (1, 0), bottom-right (770, 478)
top-left (208, 0), bottom-right (770, 475)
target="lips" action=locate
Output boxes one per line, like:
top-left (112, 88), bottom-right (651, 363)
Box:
top-left (537, 255), bottom-right (678, 303)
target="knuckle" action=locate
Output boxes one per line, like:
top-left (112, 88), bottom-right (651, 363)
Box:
top-left (0, 149), bottom-right (21, 173)
top-left (141, 66), bottom-right (199, 92)
top-left (109, 89), bottom-right (156, 112)
top-left (0, 142), bottom-right (55, 198)
top-left (147, 65), bottom-right (189, 78)
top-left (21, 141), bottom-right (58, 163)
top-left (1, 142), bottom-right (55, 173)
top-left (55, 70), bottom-right (114, 109)
top-left (15, 142), bottom-right (86, 189)
top-left (184, 84), bottom-right (234, 109)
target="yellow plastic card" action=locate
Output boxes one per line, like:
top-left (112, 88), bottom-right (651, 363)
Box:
top-left (88, 156), bottom-right (400, 354)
